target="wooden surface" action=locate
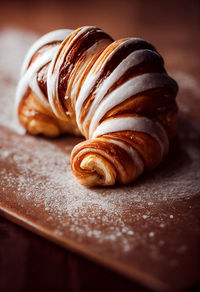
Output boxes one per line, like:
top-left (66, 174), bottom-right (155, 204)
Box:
top-left (0, 1), bottom-right (200, 291)
top-left (0, 216), bottom-right (147, 292)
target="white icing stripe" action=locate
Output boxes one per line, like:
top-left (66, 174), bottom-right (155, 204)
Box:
top-left (21, 29), bottom-right (73, 76)
top-left (92, 116), bottom-right (169, 157)
top-left (75, 39), bottom-right (131, 127)
top-left (71, 39), bottom-right (111, 102)
top-left (16, 45), bottom-right (60, 110)
top-left (108, 138), bottom-right (144, 175)
top-left (48, 27), bottom-right (98, 119)
top-left (94, 38), bottom-right (133, 72)
top-left (89, 73), bottom-right (175, 138)
top-left (75, 71), bottom-right (101, 126)
top-left (84, 50), bottom-right (162, 128)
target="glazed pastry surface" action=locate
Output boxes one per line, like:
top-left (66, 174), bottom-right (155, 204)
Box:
top-left (16, 26), bottom-right (178, 186)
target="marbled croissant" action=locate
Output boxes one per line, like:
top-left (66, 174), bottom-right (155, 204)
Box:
top-left (16, 26), bottom-right (178, 186)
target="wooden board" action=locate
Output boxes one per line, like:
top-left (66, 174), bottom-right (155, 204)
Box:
top-left (0, 28), bottom-right (200, 291)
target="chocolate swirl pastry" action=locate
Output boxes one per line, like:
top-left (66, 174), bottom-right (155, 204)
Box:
top-left (16, 26), bottom-right (178, 186)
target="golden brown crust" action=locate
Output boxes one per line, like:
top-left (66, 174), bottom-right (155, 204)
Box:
top-left (71, 137), bottom-right (140, 186)
top-left (18, 89), bottom-right (80, 137)
top-left (16, 27), bottom-right (178, 187)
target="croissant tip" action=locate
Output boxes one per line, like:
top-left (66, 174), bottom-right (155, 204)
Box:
top-left (71, 152), bottom-right (117, 187)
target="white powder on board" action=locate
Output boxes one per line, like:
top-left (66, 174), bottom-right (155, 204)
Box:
top-left (0, 28), bottom-right (37, 134)
top-left (149, 232), bottom-right (155, 238)
top-left (0, 116), bottom-right (200, 255)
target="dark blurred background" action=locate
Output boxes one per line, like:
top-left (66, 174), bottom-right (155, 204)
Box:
top-left (0, 0), bottom-right (199, 71)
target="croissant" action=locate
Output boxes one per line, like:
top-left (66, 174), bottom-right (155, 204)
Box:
top-left (16, 26), bottom-right (178, 186)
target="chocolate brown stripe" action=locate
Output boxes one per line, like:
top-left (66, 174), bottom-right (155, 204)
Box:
top-left (31, 42), bottom-right (62, 101)
top-left (102, 39), bottom-right (160, 77)
top-left (37, 63), bottom-right (50, 99)
top-left (57, 28), bottom-right (113, 109)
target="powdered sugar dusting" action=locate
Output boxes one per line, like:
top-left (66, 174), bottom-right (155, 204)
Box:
top-left (0, 112), bottom-right (200, 255)
top-left (0, 28), bottom-right (37, 83)
top-left (0, 28), bottom-right (37, 133)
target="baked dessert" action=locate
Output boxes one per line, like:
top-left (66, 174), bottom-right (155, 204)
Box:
top-left (16, 26), bottom-right (178, 186)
